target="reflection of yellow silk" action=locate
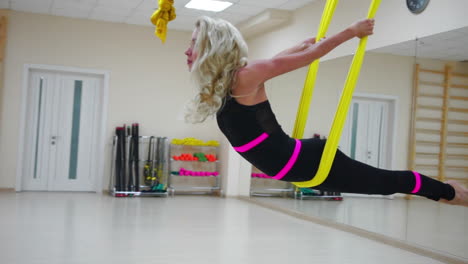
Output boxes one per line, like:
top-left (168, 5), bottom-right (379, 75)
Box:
top-left (150, 0), bottom-right (176, 43)
top-left (292, 0), bottom-right (381, 188)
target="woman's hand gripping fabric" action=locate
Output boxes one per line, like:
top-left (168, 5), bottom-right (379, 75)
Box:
top-left (150, 0), bottom-right (177, 43)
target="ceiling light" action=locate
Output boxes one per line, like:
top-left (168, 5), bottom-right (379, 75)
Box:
top-left (185, 0), bottom-right (233, 12)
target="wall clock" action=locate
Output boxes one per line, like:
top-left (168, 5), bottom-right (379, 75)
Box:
top-left (407, 0), bottom-right (430, 14)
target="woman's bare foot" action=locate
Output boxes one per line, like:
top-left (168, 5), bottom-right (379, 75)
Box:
top-left (440, 180), bottom-right (468, 207)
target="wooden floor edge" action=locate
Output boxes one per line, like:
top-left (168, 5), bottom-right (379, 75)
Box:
top-left (237, 196), bottom-right (467, 264)
top-left (0, 188), bottom-right (15, 192)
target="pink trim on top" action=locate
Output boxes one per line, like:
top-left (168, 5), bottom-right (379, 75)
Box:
top-left (411, 171), bottom-right (422, 193)
top-left (272, 139), bottom-right (302, 180)
top-left (233, 132), bottom-right (269, 153)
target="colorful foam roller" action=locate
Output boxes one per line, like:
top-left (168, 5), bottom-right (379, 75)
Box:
top-left (179, 168), bottom-right (219, 177)
top-left (171, 137), bottom-right (220, 146)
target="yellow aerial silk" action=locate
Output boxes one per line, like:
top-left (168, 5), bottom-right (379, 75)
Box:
top-left (151, 0), bottom-right (177, 43)
top-left (292, 0), bottom-right (381, 188)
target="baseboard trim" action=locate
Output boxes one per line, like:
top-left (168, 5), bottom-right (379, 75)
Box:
top-left (0, 188), bottom-right (15, 192)
top-left (238, 196), bottom-right (466, 264)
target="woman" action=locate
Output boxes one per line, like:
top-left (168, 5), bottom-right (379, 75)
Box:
top-left (184, 16), bottom-right (467, 206)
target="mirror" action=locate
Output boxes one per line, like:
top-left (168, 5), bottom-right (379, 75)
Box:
top-left (250, 26), bottom-right (468, 261)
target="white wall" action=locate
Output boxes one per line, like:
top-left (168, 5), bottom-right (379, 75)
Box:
top-left (0, 11), bottom-right (223, 189)
top-left (247, 0), bottom-right (468, 61)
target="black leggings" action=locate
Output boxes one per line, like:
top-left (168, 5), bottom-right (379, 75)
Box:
top-left (287, 139), bottom-right (455, 201)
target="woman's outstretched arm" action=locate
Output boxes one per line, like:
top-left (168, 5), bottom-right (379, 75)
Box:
top-left (238, 19), bottom-right (375, 87)
top-left (273, 37), bottom-right (317, 58)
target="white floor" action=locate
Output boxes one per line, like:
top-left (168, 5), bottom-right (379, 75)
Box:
top-left (0, 192), bottom-right (462, 264)
top-left (252, 195), bottom-right (468, 261)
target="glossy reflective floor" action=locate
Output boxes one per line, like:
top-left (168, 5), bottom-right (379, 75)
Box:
top-left (0, 192), bottom-right (456, 264)
top-left (251, 195), bottom-right (468, 261)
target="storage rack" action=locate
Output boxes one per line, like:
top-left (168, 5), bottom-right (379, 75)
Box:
top-left (168, 143), bottom-right (221, 196)
top-left (294, 188), bottom-right (343, 200)
top-left (109, 135), bottom-right (169, 197)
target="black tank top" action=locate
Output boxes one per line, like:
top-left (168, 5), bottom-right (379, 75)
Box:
top-left (216, 97), bottom-right (297, 177)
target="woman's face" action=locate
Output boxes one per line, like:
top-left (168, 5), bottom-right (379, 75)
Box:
top-left (184, 29), bottom-right (198, 71)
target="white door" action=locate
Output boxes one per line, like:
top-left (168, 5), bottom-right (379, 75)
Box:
top-left (22, 70), bottom-right (103, 191)
top-left (340, 99), bottom-right (390, 169)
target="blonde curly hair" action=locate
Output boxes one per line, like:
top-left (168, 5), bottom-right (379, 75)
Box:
top-left (185, 16), bottom-right (248, 123)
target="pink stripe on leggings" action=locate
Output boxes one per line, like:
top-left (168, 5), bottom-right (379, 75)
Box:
top-left (272, 139), bottom-right (302, 180)
top-left (234, 133), bottom-right (269, 153)
top-left (411, 171), bottom-right (422, 193)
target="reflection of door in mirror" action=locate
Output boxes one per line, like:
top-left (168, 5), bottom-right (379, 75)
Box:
top-left (340, 96), bottom-right (396, 170)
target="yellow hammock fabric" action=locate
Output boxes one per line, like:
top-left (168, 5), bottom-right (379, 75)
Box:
top-left (292, 0), bottom-right (381, 188)
top-left (151, 0), bottom-right (176, 43)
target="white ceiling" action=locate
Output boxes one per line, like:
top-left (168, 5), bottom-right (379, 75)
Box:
top-left (0, 0), bottom-right (316, 31)
top-left (371, 27), bottom-right (468, 62)
top-left (0, 0), bottom-right (467, 62)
